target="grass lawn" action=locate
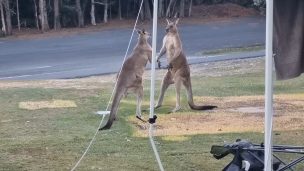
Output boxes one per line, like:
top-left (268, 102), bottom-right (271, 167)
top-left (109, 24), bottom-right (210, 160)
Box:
top-left (1, 61), bottom-right (304, 170)
top-left (196, 44), bottom-right (265, 56)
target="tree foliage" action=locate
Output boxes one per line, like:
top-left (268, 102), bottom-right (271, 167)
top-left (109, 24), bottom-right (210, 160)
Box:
top-left (0, 0), bottom-right (258, 37)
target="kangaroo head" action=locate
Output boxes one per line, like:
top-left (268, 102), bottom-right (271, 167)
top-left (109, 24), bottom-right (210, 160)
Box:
top-left (165, 18), bottom-right (179, 34)
top-left (137, 29), bottom-right (150, 41)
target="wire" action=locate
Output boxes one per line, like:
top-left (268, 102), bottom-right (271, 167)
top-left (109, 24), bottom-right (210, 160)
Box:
top-left (70, 114), bottom-right (105, 171)
top-left (70, 0), bottom-right (144, 170)
top-left (149, 124), bottom-right (165, 171)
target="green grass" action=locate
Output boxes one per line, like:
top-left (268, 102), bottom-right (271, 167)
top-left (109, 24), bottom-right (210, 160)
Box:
top-left (197, 44), bottom-right (265, 56)
top-left (1, 71), bottom-right (304, 170)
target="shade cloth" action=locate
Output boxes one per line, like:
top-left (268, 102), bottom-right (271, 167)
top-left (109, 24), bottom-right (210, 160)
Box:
top-left (273, 0), bottom-right (304, 80)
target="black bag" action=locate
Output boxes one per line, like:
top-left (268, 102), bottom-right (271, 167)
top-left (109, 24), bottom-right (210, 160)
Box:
top-left (211, 140), bottom-right (281, 171)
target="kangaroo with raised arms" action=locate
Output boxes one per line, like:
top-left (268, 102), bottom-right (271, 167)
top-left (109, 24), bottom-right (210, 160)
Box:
top-left (155, 18), bottom-right (217, 112)
top-left (99, 29), bottom-right (152, 130)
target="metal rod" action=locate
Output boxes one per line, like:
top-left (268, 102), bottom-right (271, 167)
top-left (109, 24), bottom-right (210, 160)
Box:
top-left (273, 154), bottom-right (294, 171)
top-left (278, 156), bottom-right (304, 171)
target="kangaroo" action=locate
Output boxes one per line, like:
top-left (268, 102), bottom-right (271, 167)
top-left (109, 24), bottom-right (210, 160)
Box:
top-left (155, 18), bottom-right (217, 112)
top-left (99, 29), bottom-right (152, 130)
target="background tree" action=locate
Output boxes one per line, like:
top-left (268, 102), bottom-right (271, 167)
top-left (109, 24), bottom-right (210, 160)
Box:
top-left (33, 0), bottom-right (39, 30)
top-left (4, 0), bottom-right (12, 35)
top-left (166, 0), bottom-right (175, 17)
top-left (117, 0), bottom-right (121, 20)
top-left (90, 0), bottom-right (96, 25)
top-left (76, 0), bottom-right (84, 27)
top-left (0, 0), bottom-right (6, 35)
top-left (158, 0), bottom-right (165, 17)
top-left (0, 0), bottom-right (260, 37)
top-left (179, 0), bottom-right (185, 17)
top-left (16, 0), bottom-right (20, 30)
top-left (188, 0), bottom-right (193, 16)
top-left (103, 0), bottom-right (108, 23)
top-left (39, 0), bottom-right (49, 32)
top-left (54, 0), bottom-right (61, 30)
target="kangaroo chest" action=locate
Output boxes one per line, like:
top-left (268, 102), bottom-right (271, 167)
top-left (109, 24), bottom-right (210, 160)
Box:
top-left (165, 36), bottom-right (178, 59)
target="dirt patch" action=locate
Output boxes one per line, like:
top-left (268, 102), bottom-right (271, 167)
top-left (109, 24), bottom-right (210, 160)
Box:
top-left (130, 94), bottom-right (304, 137)
top-left (19, 100), bottom-right (77, 110)
top-left (0, 75), bottom-right (116, 90)
top-left (230, 106), bottom-right (264, 113)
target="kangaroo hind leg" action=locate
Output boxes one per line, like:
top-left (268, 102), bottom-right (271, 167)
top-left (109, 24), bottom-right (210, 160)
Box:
top-left (135, 86), bottom-right (146, 122)
top-left (155, 71), bottom-right (174, 109)
top-left (172, 77), bottom-right (182, 113)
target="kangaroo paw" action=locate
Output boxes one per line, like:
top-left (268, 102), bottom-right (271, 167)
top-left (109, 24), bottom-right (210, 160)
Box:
top-left (171, 106), bottom-right (181, 113)
top-left (155, 104), bottom-right (162, 109)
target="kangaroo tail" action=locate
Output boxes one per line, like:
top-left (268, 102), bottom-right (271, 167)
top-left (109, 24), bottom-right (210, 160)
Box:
top-left (99, 89), bottom-right (124, 130)
top-left (188, 103), bottom-right (217, 110)
top-left (185, 79), bottom-right (217, 111)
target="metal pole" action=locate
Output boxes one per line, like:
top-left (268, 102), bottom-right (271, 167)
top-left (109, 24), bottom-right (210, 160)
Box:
top-left (149, 0), bottom-right (158, 119)
top-left (265, 0), bottom-right (274, 170)
top-left (149, 1), bottom-right (165, 171)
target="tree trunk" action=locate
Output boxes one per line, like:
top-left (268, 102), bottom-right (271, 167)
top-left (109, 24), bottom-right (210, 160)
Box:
top-left (166, 0), bottom-right (174, 17)
top-left (90, 0), bottom-right (96, 25)
top-left (118, 0), bottom-right (122, 20)
top-left (179, 0), bottom-right (185, 17)
top-left (0, 0), bottom-right (6, 35)
top-left (39, 0), bottom-right (49, 32)
top-left (54, 0), bottom-right (60, 30)
top-left (33, 0), bottom-right (39, 30)
top-left (4, 0), bottom-right (12, 35)
top-left (144, 0), bottom-right (151, 20)
top-left (188, 0), bottom-right (192, 17)
top-left (42, 0), bottom-right (49, 30)
top-left (16, 0), bottom-right (20, 30)
top-left (103, 0), bottom-right (108, 23)
top-left (158, 0), bottom-right (164, 17)
top-left (39, 0), bottom-right (45, 31)
top-left (109, 1), bottom-right (112, 19)
top-left (76, 0), bottom-right (84, 27)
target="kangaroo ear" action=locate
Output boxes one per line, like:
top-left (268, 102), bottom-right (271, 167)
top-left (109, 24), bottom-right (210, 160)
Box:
top-left (174, 13), bottom-right (179, 18)
top-left (166, 19), bottom-right (170, 24)
top-left (137, 29), bottom-right (142, 34)
top-left (142, 28), bottom-right (145, 34)
top-left (175, 18), bottom-right (180, 25)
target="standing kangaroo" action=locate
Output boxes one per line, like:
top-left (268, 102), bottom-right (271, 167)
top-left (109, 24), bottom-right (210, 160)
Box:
top-left (99, 29), bottom-right (152, 130)
top-left (155, 18), bottom-right (217, 112)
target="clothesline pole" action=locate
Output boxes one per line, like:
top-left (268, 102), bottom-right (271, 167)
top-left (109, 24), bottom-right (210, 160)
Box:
top-left (265, 0), bottom-right (274, 170)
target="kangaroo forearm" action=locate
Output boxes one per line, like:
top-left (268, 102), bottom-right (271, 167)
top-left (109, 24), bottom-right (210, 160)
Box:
top-left (157, 48), bottom-right (166, 60)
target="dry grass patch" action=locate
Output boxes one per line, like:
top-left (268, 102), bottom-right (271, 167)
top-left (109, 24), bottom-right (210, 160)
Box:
top-left (130, 94), bottom-right (304, 137)
top-left (19, 100), bottom-right (77, 110)
top-left (161, 135), bottom-right (190, 142)
top-left (0, 75), bottom-right (115, 90)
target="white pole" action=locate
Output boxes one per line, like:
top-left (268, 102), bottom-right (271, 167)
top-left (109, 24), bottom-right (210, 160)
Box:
top-left (149, 1), bottom-right (165, 171)
top-left (149, 0), bottom-right (158, 119)
top-left (265, 0), bottom-right (274, 170)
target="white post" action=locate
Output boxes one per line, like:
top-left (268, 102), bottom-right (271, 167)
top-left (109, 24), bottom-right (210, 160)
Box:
top-left (265, 0), bottom-right (274, 170)
top-left (149, 0), bottom-right (158, 120)
top-left (149, 0), bottom-right (165, 171)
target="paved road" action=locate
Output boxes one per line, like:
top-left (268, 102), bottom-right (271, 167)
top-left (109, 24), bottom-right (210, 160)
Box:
top-left (0, 16), bottom-right (265, 80)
